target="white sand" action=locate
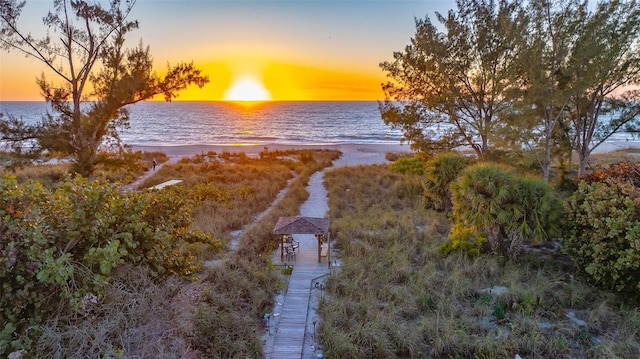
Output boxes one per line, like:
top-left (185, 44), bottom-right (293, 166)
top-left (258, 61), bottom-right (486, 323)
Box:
top-left (131, 139), bottom-right (640, 161)
top-left (131, 143), bottom-right (411, 163)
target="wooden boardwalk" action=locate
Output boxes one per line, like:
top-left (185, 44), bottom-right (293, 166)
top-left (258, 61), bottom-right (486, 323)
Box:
top-left (268, 171), bottom-right (330, 359)
top-left (269, 247), bottom-right (328, 358)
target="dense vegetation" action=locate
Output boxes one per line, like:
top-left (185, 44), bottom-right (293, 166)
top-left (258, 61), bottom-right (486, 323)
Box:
top-left (3, 141), bottom-right (639, 358)
top-left (321, 163), bottom-right (639, 358)
top-left (0, 175), bottom-right (220, 355)
top-left (562, 162), bottom-right (640, 297)
top-left (0, 149), bottom-right (339, 358)
top-left (380, 0), bottom-right (640, 180)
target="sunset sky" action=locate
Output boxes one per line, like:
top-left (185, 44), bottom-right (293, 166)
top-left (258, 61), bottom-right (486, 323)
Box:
top-left (0, 0), bottom-right (455, 101)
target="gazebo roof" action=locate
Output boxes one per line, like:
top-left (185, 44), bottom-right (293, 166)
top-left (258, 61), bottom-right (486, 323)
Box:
top-left (273, 216), bottom-right (329, 235)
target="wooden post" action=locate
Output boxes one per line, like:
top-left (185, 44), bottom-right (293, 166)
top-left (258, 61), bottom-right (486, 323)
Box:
top-left (327, 232), bottom-right (331, 269)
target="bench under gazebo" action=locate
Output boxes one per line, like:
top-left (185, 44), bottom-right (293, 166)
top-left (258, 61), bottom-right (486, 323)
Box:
top-left (273, 216), bottom-right (330, 266)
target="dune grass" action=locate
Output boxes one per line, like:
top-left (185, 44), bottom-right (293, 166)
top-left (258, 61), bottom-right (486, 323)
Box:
top-left (320, 164), bottom-right (639, 358)
top-left (186, 149), bottom-right (340, 357)
top-left (20, 149), bottom-right (339, 358)
top-left (0, 150), bottom-right (168, 188)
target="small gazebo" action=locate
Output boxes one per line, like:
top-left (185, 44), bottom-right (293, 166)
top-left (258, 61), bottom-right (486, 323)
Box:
top-left (273, 216), bottom-right (330, 266)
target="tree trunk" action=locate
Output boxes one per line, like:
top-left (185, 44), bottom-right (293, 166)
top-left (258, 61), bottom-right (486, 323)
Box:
top-left (578, 151), bottom-right (589, 176)
top-left (542, 131), bottom-right (552, 183)
top-left (74, 146), bottom-right (97, 178)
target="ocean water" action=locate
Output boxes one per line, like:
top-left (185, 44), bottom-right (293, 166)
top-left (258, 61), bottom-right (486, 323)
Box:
top-left (0, 101), bottom-right (404, 147)
top-left (2, 101), bottom-right (636, 152)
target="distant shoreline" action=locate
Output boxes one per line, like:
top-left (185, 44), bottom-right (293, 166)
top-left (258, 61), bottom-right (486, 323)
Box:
top-left (130, 143), bottom-right (413, 167)
top-left (131, 143), bottom-right (411, 157)
top-left (131, 140), bottom-right (640, 158)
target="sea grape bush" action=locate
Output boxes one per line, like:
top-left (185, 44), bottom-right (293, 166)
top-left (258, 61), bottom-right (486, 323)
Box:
top-left (0, 175), bottom-right (220, 354)
top-left (442, 163), bottom-right (562, 257)
top-left (562, 166), bottom-right (640, 297)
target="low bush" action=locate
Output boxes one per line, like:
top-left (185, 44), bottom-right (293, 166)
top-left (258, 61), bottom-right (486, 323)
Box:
top-left (578, 161), bottom-right (640, 186)
top-left (562, 179), bottom-right (640, 296)
top-left (422, 153), bottom-right (469, 212)
top-left (444, 163), bottom-right (562, 258)
top-left (0, 175), bottom-right (220, 355)
top-left (390, 155), bottom-right (425, 175)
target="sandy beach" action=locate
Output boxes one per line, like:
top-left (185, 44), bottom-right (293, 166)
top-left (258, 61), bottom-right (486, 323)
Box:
top-left (132, 140), bottom-right (640, 160)
top-left (132, 142), bottom-right (411, 155)
top-left (132, 142), bottom-right (413, 166)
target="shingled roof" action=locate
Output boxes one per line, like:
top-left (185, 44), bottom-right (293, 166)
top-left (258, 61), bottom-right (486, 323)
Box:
top-left (273, 216), bottom-right (329, 235)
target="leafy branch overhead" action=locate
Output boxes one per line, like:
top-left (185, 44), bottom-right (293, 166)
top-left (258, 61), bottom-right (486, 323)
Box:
top-left (0, 0), bottom-right (209, 177)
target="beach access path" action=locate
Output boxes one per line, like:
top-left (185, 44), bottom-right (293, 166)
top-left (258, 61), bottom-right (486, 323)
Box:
top-left (266, 171), bottom-right (330, 359)
top-left (119, 156), bottom-right (181, 192)
top-left (266, 149), bottom-right (400, 359)
top-left (127, 143), bottom-right (411, 358)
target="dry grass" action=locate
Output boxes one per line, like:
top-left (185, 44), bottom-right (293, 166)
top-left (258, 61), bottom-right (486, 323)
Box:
top-left (589, 148), bottom-right (640, 166)
top-left (32, 265), bottom-right (195, 359)
top-left (0, 150), bottom-right (169, 186)
top-left (186, 149), bottom-right (339, 357)
top-left (12, 148), bottom-right (339, 358)
top-left (320, 164), bottom-right (639, 358)
top-left (1, 163), bottom-right (71, 188)
top-left (140, 153), bottom-right (299, 239)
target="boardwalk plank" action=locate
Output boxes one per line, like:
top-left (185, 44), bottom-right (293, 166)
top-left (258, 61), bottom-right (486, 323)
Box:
top-left (268, 171), bottom-right (331, 359)
top-left (269, 233), bottom-right (329, 358)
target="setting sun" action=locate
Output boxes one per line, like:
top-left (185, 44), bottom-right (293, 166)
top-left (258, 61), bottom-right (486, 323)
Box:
top-left (223, 77), bottom-right (271, 101)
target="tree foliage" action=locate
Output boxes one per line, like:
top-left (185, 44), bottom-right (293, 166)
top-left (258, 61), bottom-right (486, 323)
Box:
top-left (381, 0), bottom-right (640, 179)
top-left (422, 152), bottom-right (469, 212)
top-left (0, 0), bottom-right (209, 177)
top-left (565, 0), bottom-right (640, 175)
top-left (509, 0), bottom-right (587, 183)
top-left (380, 0), bottom-right (527, 158)
top-left (0, 175), bottom-right (221, 354)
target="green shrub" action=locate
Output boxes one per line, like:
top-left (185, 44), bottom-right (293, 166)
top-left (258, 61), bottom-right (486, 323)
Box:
top-left (562, 180), bottom-right (640, 296)
top-left (322, 162), bottom-right (639, 358)
top-left (0, 175), bottom-right (218, 354)
top-left (422, 153), bottom-right (469, 212)
top-left (390, 156), bottom-right (425, 175)
top-left (438, 222), bottom-right (486, 256)
top-left (446, 163), bottom-right (561, 257)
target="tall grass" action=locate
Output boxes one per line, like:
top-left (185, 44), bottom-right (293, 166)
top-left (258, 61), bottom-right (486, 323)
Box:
top-left (186, 149), bottom-right (339, 357)
top-left (32, 265), bottom-right (193, 359)
top-left (0, 150), bottom-right (168, 187)
top-left (16, 149), bottom-right (339, 358)
top-left (320, 164), bottom-right (639, 358)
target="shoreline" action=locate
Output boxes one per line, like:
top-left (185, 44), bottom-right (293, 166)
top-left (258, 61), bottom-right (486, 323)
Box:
top-left (131, 142), bottom-right (412, 158)
top-left (130, 140), bottom-right (640, 159)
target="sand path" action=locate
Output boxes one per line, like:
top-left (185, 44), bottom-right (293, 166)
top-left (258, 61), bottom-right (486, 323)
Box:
top-left (125, 144), bottom-right (410, 358)
top-left (264, 148), bottom-right (400, 358)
